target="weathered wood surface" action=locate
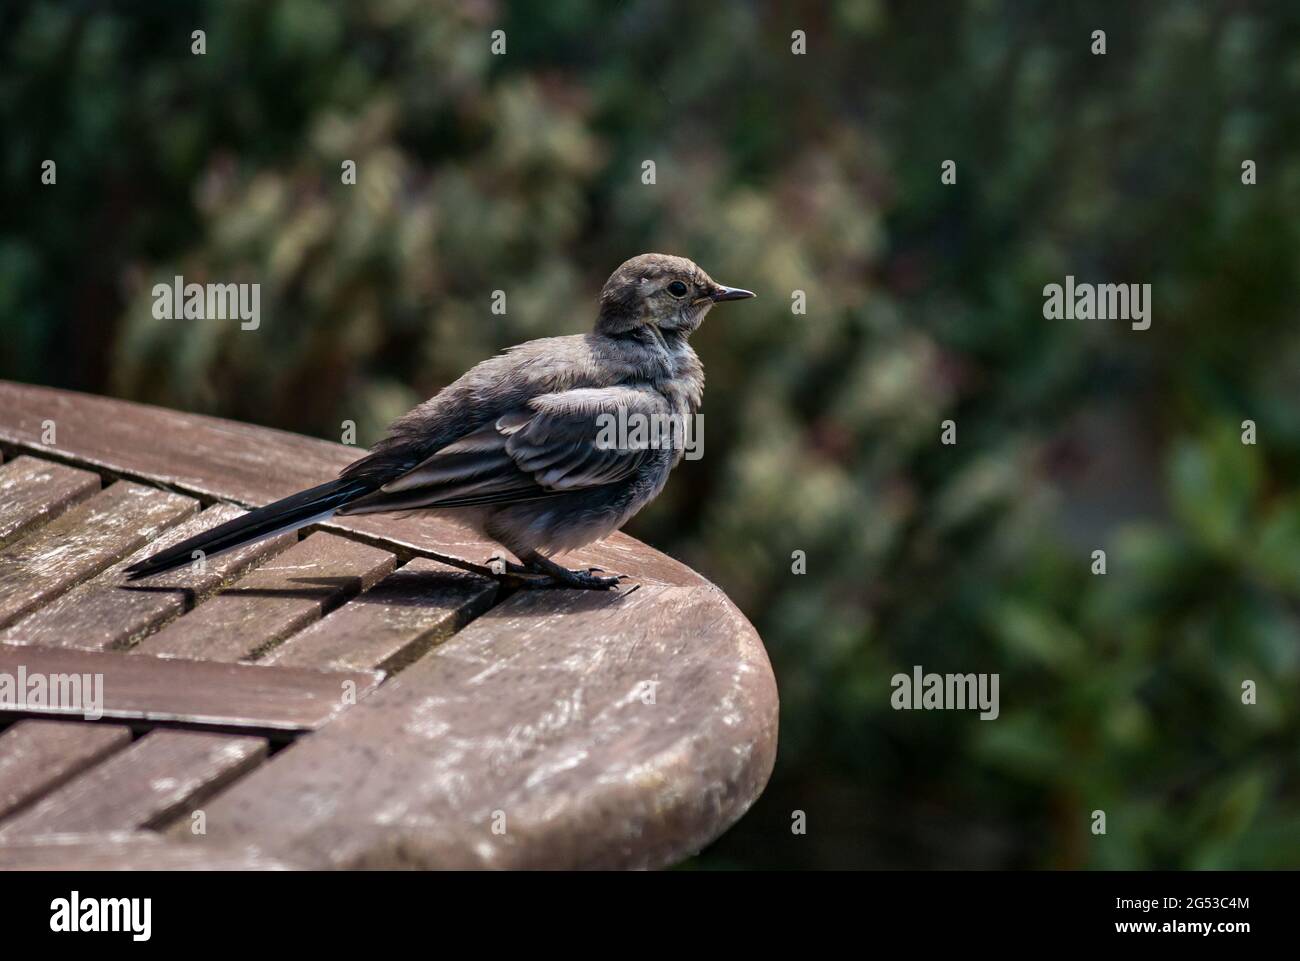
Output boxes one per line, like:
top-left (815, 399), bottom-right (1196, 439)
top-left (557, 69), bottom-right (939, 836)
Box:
top-left (0, 720), bottom-right (132, 820)
top-left (0, 503), bottom-right (297, 651)
top-left (0, 645), bottom-right (381, 733)
top-left (264, 558), bottom-right (498, 672)
top-left (177, 584), bottom-right (778, 869)
top-left (0, 380), bottom-right (705, 585)
top-left (0, 481), bottom-right (197, 629)
top-left (0, 381), bottom-right (779, 869)
top-left (131, 532), bottom-right (395, 662)
top-left (0, 456), bottom-right (100, 550)
top-left (0, 833), bottom-right (296, 870)
top-left (0, 730), bottom-right (266, 839)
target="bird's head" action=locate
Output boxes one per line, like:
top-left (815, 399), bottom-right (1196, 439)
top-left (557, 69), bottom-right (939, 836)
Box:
top-left (596, 253), bottom-right (754, 337)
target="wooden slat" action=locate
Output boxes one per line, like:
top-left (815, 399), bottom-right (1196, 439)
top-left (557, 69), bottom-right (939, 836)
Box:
top-left (0, 645), bottom-right (381, 733)
top-left (0, 503), bottom-right (297, 652)
top-left (263, 558), bottom-right (497, 672)
top-left (0, 381), bottom-right (704, 586)
top-left (0, 482), bottom-right (197, 629)
top-left (130, 532), bottom-right (395, 662)
top-left (0, 455), bottom-right (101, 550)
top-left (175, 584), bottom-right (780, 869)
top-left (0, 720), bottom-right (132, 820)
top-left (0, 730), bottom-right (266, 838)
top-left (0, 833), bottom-right (296, 870)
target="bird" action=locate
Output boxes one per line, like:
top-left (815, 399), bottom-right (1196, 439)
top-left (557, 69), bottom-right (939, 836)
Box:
top-left (125, 254), bottom-right (755, 590)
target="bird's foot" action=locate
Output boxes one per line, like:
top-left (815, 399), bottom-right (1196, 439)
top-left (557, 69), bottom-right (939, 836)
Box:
top-left (476, 555), bottom-right (557, 589)
top-left (520, 553), bottom-right (628, 591)
top-left (549, 567), bottom-right (626, 590)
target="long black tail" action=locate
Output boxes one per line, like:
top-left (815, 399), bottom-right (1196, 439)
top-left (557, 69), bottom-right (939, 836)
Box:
top-left (124, 477), bottom-right (379, 580)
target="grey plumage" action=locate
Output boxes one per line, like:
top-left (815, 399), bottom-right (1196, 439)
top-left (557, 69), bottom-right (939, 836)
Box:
top-left (127, 253), bottom-right (754, 589)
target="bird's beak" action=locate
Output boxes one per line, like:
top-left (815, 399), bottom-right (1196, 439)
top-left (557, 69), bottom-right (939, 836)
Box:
top-left (709, 285), bottom-right (756, 303)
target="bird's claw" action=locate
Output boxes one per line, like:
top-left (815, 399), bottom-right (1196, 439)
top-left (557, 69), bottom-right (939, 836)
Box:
top-left (534, 568), bottom-right (626, 591)
top-left (565, 570), bottom-right (624, 590)
top-left (482, 555), bottom-right (631, 591)
top-left (585, 567), bottom-right (631, 585)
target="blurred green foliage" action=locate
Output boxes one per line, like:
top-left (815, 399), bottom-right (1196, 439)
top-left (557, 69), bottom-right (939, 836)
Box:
top-left (2, 0), bottom-right (1298, 868)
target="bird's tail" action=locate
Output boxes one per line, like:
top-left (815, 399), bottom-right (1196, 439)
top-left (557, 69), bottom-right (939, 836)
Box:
top-left (124, 476), bottom-right (379, 580)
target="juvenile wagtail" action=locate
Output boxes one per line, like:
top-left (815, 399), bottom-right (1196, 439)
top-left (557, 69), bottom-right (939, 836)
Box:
top-left (127, 254), bottom-right (755, 589)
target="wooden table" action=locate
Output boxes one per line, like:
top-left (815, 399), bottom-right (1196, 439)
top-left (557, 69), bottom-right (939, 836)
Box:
top-left (0, 381), bottom-right (778, 869)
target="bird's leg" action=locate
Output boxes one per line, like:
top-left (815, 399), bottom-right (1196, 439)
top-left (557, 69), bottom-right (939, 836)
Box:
top-left (521, 551), bottom-right (626, 591)
top-left (467, 554), bottom-right (558, 588)
top-left (413, 550), bottom-right (555, 588)
top-left (419, 551), bottom-right (627, 592)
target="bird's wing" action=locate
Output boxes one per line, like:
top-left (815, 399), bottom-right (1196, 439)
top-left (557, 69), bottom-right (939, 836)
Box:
top-left (337, 387), bottom-right (671, 514)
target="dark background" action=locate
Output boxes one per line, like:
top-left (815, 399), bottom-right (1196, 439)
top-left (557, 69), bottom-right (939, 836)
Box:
top-left (2, 0), bottom-right (1298, 868)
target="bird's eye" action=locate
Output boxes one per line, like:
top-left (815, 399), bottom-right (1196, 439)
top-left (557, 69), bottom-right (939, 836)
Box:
top-left (667, 281), bottom-right (689, 298)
